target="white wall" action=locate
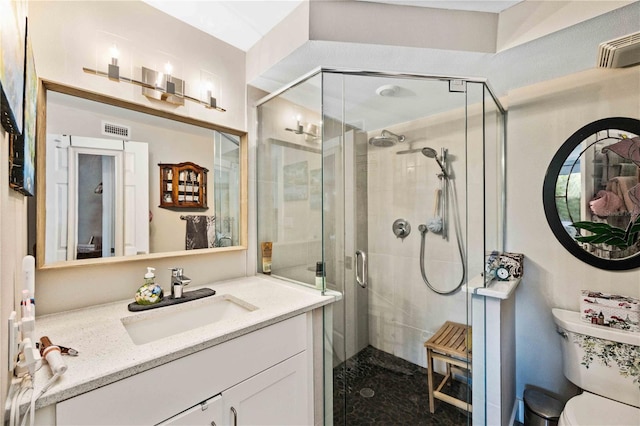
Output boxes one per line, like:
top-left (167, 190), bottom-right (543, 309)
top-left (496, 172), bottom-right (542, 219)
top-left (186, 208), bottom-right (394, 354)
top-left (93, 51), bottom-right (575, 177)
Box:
top-left (506, 66), bottom-right (640, 401)
top-left (30, 1), bottom-right (245, 131)
top-left (0, 128), bottom-right (29, 425)
top-left (497, 0), bottom-right (635, 51)
top-left (309, 1), bottom-right (498, 52)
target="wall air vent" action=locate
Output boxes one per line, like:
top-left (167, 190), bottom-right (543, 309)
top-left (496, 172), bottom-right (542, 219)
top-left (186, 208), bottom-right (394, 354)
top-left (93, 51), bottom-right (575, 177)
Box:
top-left (597, 31), bottom-right (640, 68)
top-left (102, 121), bottom-right (131, 139)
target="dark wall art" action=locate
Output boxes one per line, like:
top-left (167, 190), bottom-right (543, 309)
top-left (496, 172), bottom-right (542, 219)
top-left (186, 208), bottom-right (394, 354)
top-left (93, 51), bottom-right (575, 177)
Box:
top-left (10, 17), bottom-right (36, 196)
top-left (0, 0), bottom-right (27, 135)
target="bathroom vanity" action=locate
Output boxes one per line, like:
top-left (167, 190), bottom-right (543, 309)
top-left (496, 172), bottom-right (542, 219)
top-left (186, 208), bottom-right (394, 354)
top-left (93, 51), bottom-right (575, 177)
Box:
top-left (30, 276), bottom-right (336, 425)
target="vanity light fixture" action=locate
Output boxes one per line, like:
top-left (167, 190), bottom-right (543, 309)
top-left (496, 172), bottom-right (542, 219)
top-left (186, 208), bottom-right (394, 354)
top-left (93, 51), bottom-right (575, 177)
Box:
top-left (285, 115), bottom-right (320, 141)
top-left (200, 72), bottom-right (220, 111)
top-left (83, 47), bottom-right (226, 112)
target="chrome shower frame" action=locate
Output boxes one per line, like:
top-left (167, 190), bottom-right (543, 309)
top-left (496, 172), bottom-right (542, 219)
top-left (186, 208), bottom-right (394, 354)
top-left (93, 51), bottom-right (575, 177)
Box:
top-left (256, 66), bottom-right (507, 286)
top-left (256, 67), bottom-right (507, 426)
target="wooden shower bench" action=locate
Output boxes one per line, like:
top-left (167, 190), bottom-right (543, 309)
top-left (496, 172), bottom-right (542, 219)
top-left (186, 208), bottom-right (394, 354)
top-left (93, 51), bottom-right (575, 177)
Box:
top-left (424, 321), bottom-right (472, 414)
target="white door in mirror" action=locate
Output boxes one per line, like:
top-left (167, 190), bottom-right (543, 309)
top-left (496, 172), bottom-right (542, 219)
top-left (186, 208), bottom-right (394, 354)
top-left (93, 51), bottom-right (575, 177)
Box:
top-left (124, 141), bottom-right (149, 255)
top-left (45, 135), bottom-right (149, 262)
top-left (45, 135), bottom-right (70, 263)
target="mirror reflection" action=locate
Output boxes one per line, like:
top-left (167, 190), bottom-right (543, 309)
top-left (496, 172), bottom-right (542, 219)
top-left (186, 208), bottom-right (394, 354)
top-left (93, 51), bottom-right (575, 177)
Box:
top-left (544, 117), bottom-right (640, 269)
top-left (38, 84), bottom-right (245, 267)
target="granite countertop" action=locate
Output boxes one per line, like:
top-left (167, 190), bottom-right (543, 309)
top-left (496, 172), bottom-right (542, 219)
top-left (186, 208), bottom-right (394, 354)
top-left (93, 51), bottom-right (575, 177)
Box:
top-left (31, 275), bottom-right (338, 410)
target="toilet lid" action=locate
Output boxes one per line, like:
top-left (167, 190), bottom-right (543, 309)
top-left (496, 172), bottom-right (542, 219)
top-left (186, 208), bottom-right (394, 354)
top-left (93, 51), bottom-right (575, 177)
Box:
top-left (562, 393), bottom-right (640, 425)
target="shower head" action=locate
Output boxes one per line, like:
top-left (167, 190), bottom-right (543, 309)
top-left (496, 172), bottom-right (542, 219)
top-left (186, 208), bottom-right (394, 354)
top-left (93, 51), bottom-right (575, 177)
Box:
top-left (421, 147), bottom-right (448, 177)
top-left (368, 130), bottom-right (405, 147)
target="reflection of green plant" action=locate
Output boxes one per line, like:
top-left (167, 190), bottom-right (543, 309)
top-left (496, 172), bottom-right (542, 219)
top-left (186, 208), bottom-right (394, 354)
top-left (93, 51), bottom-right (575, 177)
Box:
top-left (556, 173), bottom-right (581, 222)
top-left (572, 215), bottom-right (640, 249)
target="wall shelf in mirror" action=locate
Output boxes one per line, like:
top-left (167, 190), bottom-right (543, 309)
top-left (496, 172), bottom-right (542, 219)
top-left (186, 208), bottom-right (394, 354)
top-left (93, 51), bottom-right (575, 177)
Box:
top-left (159, 162), bottom-right (208, 209)
top-left (34, 80), bottom-right (248, 269)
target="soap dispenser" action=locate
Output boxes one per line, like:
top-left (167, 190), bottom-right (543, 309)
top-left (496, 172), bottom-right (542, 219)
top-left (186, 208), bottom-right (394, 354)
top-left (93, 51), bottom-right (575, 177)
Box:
top-left (135, 267), bottom-right (164, 305)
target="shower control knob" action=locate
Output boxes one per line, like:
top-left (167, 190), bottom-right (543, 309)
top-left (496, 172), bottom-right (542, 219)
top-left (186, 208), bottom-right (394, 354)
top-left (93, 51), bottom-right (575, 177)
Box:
top-left (392, 219), bottom-right (411, 239)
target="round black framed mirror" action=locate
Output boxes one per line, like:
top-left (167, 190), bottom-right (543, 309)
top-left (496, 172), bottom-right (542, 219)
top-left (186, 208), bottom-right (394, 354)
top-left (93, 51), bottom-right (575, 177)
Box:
top-left (543, 117), bottom-right (640, 270)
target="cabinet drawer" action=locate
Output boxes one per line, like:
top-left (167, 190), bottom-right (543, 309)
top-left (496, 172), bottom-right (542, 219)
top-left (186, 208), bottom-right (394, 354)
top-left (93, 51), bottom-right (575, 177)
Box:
top-left (56, 314), bottom-right (308, 425)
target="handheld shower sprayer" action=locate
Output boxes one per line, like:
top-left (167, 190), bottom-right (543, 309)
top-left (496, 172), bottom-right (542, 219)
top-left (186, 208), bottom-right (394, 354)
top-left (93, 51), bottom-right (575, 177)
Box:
top-left (421, 147), bottom-right (448, 177)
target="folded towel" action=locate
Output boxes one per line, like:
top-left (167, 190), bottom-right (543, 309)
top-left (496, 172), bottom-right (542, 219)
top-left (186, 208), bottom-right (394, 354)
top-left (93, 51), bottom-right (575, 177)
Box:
top-left (589, 190), bottom-right (624, 217)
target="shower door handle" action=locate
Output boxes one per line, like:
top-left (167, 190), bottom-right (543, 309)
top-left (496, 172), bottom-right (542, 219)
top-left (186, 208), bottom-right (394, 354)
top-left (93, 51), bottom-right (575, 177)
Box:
top-left (355, 250), bottom-right (368, 288)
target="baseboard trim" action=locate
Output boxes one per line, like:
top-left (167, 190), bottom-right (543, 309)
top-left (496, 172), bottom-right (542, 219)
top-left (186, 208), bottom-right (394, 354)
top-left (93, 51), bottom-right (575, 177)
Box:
top-left (516, 397), bottom-right (525, 424)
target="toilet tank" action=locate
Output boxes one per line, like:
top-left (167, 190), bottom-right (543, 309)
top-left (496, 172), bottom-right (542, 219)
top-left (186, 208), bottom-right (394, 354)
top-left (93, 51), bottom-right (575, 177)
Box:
top-left (552, 308), bottom-right (640, 408)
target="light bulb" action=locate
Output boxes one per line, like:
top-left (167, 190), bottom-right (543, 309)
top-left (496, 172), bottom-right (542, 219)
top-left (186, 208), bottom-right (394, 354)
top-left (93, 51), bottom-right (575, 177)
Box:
top-left (204, 82), bottom-right (213, 98)
top-left (109, 45), bottom-right (119, 64)
top-left (164, 62), bottom-right (173, 76)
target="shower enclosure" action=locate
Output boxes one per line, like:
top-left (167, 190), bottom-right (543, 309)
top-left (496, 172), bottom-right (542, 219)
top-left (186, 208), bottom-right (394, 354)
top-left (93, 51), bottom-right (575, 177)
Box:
top-left (257, 69), bottom-right (505, 425)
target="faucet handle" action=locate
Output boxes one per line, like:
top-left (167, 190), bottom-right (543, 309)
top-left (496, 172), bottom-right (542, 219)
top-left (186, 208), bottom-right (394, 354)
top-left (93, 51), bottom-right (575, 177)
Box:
top-left (169, 267), bottom-right (183, 277)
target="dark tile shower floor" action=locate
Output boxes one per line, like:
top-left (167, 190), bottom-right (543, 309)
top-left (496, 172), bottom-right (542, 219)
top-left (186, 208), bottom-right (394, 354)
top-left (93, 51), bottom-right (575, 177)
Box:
top-left (333, 345), bottom-right (471, 425)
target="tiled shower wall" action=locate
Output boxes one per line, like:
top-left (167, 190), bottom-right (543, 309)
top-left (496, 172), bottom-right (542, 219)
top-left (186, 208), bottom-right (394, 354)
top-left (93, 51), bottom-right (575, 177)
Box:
top-left (366, 101), bottom-right (489, 368)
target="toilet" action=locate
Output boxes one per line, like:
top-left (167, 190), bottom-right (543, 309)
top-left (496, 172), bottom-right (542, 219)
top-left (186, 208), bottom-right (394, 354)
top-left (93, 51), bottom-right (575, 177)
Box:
top-left (552, 308), bottom-right (640, 425)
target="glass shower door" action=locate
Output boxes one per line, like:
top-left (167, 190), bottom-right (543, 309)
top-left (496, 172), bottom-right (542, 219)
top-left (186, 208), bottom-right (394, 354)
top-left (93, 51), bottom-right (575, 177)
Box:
top-left (323, 71), bottom-right (473, 425)
top-left (254, 69), bottom-right (504, 425)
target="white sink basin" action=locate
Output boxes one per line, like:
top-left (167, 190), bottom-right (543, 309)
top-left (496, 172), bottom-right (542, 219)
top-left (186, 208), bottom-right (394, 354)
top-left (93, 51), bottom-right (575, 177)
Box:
top-left (121, 294), bottom-right (258, 345)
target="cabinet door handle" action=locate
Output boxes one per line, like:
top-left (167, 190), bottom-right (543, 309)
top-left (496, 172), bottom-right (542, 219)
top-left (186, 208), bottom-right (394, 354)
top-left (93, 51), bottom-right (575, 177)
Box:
top-left (230, 407), bottom-right (238, 426)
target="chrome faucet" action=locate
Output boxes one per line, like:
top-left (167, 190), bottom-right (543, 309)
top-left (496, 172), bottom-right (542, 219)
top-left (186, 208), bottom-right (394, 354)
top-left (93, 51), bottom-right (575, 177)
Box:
top-left (169, 268), bottom-right (191, 299)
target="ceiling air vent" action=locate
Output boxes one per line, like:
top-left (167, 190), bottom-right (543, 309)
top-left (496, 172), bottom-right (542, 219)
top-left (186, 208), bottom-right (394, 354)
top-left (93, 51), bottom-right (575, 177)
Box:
top-left (102, 121), bottom-right (131, 139)
top-left (597, 31), bottom-right (640, 68)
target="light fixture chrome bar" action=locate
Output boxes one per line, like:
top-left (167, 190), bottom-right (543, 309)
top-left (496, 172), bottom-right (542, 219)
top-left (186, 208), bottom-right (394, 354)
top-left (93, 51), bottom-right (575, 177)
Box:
top-left (82, 67), bottom-right (227, 112)
top-left (141, 67), bottom-right (184, 106)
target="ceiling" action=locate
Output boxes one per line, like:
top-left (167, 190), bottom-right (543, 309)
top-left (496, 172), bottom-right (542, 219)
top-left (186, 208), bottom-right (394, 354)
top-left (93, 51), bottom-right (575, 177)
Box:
top-left (142, 0), bottom-right (523, 52)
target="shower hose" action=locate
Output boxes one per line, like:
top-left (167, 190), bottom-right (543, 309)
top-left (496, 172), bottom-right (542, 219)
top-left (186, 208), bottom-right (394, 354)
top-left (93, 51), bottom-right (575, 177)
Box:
top-left (419, 177), bottom-right (466, 295)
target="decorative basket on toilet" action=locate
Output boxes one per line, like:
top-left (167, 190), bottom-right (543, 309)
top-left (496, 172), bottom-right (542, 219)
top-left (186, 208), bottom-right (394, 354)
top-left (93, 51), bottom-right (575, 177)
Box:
top-left (580, 290), bottom-right (640, 332)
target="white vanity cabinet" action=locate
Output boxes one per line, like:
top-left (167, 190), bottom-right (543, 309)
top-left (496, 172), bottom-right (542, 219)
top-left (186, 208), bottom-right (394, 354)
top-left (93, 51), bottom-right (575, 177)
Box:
top-left (159, 395), bottom-right (224, 425)
top-left (54, 314), bottom-right (312, 425)
top-left (160, 352), bottom-right (308, 426)
top-left (221, 351), bottom-right (309, 425)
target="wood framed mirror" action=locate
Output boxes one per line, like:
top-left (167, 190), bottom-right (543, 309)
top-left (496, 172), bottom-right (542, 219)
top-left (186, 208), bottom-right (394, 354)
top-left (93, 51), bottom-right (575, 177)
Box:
top-left (542, 117), bottom-right (640, 270)
top-left (35, 80), bottom-right (247, 269)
